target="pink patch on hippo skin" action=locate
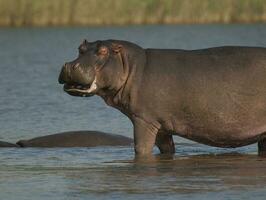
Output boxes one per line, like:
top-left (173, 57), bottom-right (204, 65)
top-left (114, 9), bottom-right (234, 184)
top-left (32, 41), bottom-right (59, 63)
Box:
top-left (98, 46), bottom-right (108, 56)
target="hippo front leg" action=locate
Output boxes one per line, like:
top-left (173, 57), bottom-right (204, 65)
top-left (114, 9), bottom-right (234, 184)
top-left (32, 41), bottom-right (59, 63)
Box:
top-left (133, 117), bottom-right (159, 156)
top-left (156, 131), bottom-right (175, 154)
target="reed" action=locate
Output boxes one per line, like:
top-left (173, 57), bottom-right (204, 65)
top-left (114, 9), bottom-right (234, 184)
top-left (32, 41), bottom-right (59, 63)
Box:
top-left (0, 0), bottom-right (266, 26)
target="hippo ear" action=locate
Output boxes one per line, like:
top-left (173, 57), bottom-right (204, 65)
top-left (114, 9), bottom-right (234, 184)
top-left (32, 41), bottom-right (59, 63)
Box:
top-left (82, 39), bottom-right (88, 45)
top-left (79, 39), bottom-right (89, 54)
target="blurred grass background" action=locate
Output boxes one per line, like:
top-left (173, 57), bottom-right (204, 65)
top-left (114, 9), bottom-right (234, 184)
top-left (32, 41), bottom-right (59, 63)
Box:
top-left (0, 0), bottom-right (266, 26)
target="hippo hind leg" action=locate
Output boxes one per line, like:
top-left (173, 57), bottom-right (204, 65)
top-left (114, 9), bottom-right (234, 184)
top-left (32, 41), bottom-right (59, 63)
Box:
top-left (258, 137), bottom-right (266, 156)
top-left (155, 131), bottom-right (175, 154)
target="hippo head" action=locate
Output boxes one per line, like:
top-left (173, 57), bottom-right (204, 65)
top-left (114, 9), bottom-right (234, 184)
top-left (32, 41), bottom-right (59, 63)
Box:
top-left (58, 39), bottom-right (129, 97)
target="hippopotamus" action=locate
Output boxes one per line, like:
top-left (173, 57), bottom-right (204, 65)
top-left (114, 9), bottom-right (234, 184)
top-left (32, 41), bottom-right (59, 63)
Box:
top-left (0, 141), bottom-right (18, 147)
top-left (58, 39), bottom-right (266, 156)
top-left (16, 131), bottom-right (133, 147)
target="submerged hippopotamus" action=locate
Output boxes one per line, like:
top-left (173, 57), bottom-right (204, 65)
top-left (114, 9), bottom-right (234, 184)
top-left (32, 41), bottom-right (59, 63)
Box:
top-left (58, 39), bottom-right (266, 156)
top-left (16, 131), bottom-right (133, 147)
top-left (0, 131), bottom-right (132, 148)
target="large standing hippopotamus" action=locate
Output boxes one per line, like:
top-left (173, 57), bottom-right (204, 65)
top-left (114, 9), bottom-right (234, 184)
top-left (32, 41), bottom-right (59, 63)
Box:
top-left (58, 39), bottom-right (266, 156)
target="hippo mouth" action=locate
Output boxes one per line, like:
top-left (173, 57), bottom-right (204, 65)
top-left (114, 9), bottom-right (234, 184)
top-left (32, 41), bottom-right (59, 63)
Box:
top-left (64, 83), bottom-right (95, 97)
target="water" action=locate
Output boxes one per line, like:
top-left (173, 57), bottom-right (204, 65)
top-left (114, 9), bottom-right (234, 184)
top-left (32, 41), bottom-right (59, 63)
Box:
top-left (1, 24), bottom-right (266, 199)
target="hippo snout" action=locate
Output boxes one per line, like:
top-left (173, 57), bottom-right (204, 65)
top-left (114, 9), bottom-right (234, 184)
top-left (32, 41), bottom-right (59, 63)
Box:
top-left (58, 63), bottom-right (70, 84)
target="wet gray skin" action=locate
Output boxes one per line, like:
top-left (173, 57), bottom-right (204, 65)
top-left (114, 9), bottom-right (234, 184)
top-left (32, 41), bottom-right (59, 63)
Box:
top-left (16, 131), bottom-right (133, 147)
top-left (0, 131), bottom-right (133, 148)
top-left (59, 39), bottom-right (266, 157)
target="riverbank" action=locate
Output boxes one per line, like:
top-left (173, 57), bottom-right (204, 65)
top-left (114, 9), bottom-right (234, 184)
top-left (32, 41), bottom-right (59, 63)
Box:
top-left (0, 0), bottom-right (266, 27)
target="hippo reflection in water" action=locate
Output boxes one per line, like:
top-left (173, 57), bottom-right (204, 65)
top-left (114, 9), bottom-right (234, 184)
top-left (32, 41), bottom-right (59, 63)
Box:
top-left (59, 39), bottom-right (266, 157)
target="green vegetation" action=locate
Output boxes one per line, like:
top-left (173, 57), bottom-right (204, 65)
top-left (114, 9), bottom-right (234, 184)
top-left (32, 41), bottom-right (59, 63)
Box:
top-left (0, 0), bottom-right (266, 26)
